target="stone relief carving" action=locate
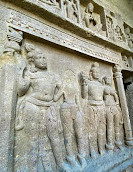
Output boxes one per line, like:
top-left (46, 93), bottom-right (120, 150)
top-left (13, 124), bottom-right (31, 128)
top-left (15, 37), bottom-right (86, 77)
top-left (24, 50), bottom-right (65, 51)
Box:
top-left (124, 27), bottom-right (133, 49)
top-left (63, 0), bottom-right (80, 23)
top-left (0, 27), bottom-right (23, 67)
top-left (39, 0), bottom-right (59, 6)
top-left (103, 76), bottom-right (123, 150)
top-left (114, 25), bottom-right (126, 43)
top-left (82, 2), bottom-right (103, 33)
top-left (122, 55), bottom-right (130, 68)
top-left (121, 54), bottom-right (133, 70)
top-left (105, 11), bottom-right (127, 45)
top-left (80, 62), bottom-right (106, 158)
top-left (8, 10), bottom-right (120, 64)
top-left (15, 44), bottom-right (65, 171)
top-left (60, 70), bottom-right (86, 169)
top-left (106, 16), bottom-right (114, 40)
top-left (0, 0), bottom-right (133, 170)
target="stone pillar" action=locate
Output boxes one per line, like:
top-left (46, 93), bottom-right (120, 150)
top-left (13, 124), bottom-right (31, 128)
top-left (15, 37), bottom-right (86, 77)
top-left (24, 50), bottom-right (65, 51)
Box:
top-left (113, 64), bottom-right (133, 146)
top-left (0, 26), bottom-right (23, 172)
top-left (126, 82), bottom-right (133, 133)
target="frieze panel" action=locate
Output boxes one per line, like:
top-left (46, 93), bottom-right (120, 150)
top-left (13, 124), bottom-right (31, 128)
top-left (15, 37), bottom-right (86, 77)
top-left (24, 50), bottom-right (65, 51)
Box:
top-left (124, 24), bottom-right (133, 50)
top-left (121, 53), bottom-right (133, 71)
top-left (6, 0), bottom-right (133, 52)
top-left (8, 9), bottom-right (120, 64)
top-left (81, 1), bottom-right (106, 37)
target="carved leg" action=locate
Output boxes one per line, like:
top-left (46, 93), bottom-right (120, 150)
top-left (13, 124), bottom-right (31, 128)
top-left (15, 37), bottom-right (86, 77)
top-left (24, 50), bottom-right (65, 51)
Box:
top-left (46, 106), bottom-right (63, 169)
top-left (14, 102), bottom-right (40, 172)
top-left (74, 111), bottom-right (87, 168)
top-left (66, 6), bottom-right (72, 19)
top-left (85, 18), bottom-right (90, 28)
top-left (89, 106), bottom-right (98, 158)
top-left (114, 111), bottom-right (122, 149)
top-left (60, 103), bottom-right (81, 169)
top-left (106, 107), bottom-right (114, 151)
top-left (60, 106), bottom-right (73, 156)
top-left (98, 106), bottom-right (106, 155)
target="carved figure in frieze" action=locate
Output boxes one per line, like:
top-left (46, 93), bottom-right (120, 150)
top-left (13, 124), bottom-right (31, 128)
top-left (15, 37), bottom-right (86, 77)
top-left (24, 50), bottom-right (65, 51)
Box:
top-left (122, 55), bottom-right (130, 68)
top-left (125, 27), bottom-right (133, 49)
top-left (106, 17), bottom-right (114, 40)
top-left (82, 2), bottom-right (102, 32)
top-left (103, 76), bottom-right (123, 151)
top-left (64, 0), bottom-right (79, 23)
top-left (39, 0), bottom-right (57, 6)
top-left (114, 25), bottom-right (126, 42)
top-left (60, 70), bottom-right (86, 169)
top-left (15, 44), bottom-right (64, 171)
top-left (80, 62), bottom-right (106, 158)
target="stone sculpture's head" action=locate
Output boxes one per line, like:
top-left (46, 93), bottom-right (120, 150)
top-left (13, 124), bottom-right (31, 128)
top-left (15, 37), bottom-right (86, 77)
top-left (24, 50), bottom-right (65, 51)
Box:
top-left (115, 26), bottom-right (121, 33)
top-left (34, 49), bottom-right (47, 70)
top-left (86, 2), bottom-right (94, 13)
top-left (27, 46), bottom-right (47, 71)
top-left (125, 27), bottom-right (130, 35)
top-left (103, 76), bottom-right (112, 86)
top-left (90, 62), bottom-right (100, 80)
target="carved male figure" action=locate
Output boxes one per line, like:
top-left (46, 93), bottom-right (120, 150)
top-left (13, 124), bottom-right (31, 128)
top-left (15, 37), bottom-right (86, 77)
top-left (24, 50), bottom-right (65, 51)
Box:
top-left (114, 25), bottom-right (125, 42)
top-left (80, 62), bottom-right (106, 158)
top-left (106, 17), bottom-right (114, 40)
top-left (125, 27), bottom-right (133, 49)
top-left (103, 76), bottom-right (123, 151)
top-left (64, 0), bottom-right (79, 22)
top-left (82, 2), bottom-right (102, 32)
top-left (40, 0), bottom-right (57, 6)
top-left (15, 44), bottom-right (64, 172)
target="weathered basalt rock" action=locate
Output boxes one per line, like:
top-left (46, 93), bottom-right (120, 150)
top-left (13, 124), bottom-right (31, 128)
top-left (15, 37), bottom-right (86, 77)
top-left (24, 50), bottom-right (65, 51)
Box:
top-left (0, 0), bottom-right (133, 172)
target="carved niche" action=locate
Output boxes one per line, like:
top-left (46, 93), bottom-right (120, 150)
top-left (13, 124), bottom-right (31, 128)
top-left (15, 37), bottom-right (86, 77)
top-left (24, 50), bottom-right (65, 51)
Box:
top-left (38, 0), bottom-right (61, 8)
top-left (81, 1), bottom-right (106, 36)
top-left (124, 24), bottom-right (133, 49)
top-left (105, 10), bottom-right (126, 43)
top-left (121, 54), bottom-right (133, 70)
top-left (63, 0), bottom-right (80, 23)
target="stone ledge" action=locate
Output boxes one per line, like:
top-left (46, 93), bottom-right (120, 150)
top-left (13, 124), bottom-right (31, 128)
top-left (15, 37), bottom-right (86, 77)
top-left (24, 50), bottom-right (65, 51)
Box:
top-left (1, 0), bottom-right (133, 56)
top-left (85, 147), bottom-right (133, 172)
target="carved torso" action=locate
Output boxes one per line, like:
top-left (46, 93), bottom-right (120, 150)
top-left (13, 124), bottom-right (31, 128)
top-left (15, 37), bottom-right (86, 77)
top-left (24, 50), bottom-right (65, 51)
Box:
top-left (88, 80), bottom-right (104, 105)
top-left (26, 71), bottom-right (58, 102)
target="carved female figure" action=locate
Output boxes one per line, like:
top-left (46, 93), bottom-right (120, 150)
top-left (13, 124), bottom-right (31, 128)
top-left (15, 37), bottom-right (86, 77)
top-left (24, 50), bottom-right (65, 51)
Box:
top-left (15, 44), bottom-right (64, 172)
top-left (103, 76), bottom-right (123, 150)
top-left (60, 70), bottom-right (86, 169)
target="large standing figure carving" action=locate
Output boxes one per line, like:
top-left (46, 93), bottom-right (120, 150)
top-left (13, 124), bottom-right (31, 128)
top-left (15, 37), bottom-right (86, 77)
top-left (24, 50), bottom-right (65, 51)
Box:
top-left (15, 44), bottom-right (64, 171)
top-left (103, 76), bottom-right (123, 151)
top-left (80, 62), bottom-right (106, 158)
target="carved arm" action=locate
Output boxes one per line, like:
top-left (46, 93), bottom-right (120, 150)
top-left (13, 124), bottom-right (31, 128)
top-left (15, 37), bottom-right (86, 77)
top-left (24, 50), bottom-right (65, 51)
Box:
top-left (80, 72), bottom-right (88, 99)
top-left (17, 77), bottom-right (30, 97)
top-left (54, 83), bottom-right (64, 102)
